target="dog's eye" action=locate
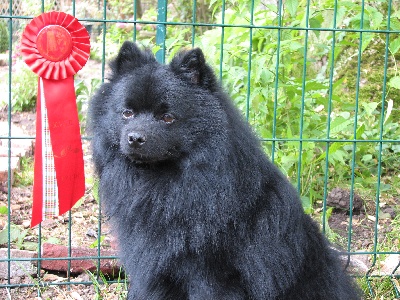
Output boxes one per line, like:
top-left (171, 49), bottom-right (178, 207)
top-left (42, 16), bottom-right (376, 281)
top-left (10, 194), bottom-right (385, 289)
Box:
top-left (161, 113), bottom-right (175, 124)
top-left (122, 109), bottom-right (134, 119)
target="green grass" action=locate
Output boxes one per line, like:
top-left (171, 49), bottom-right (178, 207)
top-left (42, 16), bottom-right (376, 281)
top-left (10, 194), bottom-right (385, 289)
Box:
top-left (87, 268), bottom-right (128, 300)
top-left (359, 276), bottom-right (400, 300)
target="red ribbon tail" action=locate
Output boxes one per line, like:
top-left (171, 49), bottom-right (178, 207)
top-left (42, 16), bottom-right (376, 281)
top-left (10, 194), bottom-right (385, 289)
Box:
top-left (31, 77), bottom-right (85, 227)
top-left (42, 77), bottom-right (85, 216)
top-left (31, 78), bottom-right (44, 228)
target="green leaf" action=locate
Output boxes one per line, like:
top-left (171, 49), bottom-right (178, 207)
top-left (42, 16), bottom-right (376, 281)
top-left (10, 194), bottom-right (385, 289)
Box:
top-left (361, 32), bottom-right (374, 53)
top-left (286, 0), bottom-right (299, 17)
top-left (378, 183), bottom-right (391, 192)
top-left (46, 237), bottom-right (61, 244)
top-left (289, 41), bottom-right (303, 51)
top-left (309, 16), bottom-right (323, 29)
top-left (356, 123), bottom-right (366, 139)
top-left (21, 242), bottom-right (38, 251)
top-left (330, 117), bottom-right (352, 135)
top-left (305, 81), bottom-right (328, 91)
top-left (89, 236), bottom-right (105, 249)
top-left (378, 209), bottom-right (392, 219)
top-left (362, 154), bottom-right (373, 163)
top-left (329, 141), bottom-right (343, 153)
top-left (0, 225), bottom-right (20, 245)
top-left (330, 149), bottom-right (347, 164)
top-left (301, 196), bottom-right (313, 214)
top-left (260, 69), bottom-right (274, 84)
top-left (362, 102), bottom-right (379, 114)
top-left (368, 8), bottom-right (383, 29)
top-left (0, 206), bottom-right (8, 215)
top-left (390, 18), bottom-right (400, 31)
top-left (389, 37), bottom-right (400, 55)
top-left (388, 76), bottom-right (400, 89)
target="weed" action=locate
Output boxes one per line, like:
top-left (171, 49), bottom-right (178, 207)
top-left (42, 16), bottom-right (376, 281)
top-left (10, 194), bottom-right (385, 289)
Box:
top-left (359, 276), bottom-right (400, 300)
top-left (14, 156), bottom-right (34, 187)
top-left (86, 268), bottom-right (128, 299)
top-left (11, 61), bottom-right (37, 112)
top-left (0, 223), bottom-right (36, 250)
top-left (75, 78), bottom-right (101, 133)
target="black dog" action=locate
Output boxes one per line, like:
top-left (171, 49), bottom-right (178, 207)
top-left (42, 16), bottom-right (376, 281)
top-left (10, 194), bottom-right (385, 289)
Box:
top-left (88, 41), bottom-right (360, 299)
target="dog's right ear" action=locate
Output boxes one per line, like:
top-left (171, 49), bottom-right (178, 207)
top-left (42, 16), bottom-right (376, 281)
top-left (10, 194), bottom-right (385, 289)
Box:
top-left (110, 41), bottom-right (156, 76)
top-left (170, 48), bottom-right (218, 91)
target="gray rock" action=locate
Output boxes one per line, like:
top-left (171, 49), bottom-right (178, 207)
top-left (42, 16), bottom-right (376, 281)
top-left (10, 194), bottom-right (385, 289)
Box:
top-left (0, 248), bottom-right (37, 279)
top-left (326, 187), bottom-right (363, 213)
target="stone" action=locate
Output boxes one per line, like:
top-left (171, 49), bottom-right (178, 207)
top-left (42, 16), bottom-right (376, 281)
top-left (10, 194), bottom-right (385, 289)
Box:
top-left (326, 187), bottom-right (363, 213)
top-left (0, 122), bottom-right (33, 158)
top-left (70, 291), bottom-right (84, 300)
top-left (22, 220), bottom-right (31, 228)
top-left (0, 156), bottom-right (20, 187)
top-left (0, 121), bottom-right (33, 190)
top-left (41, 243), bottom-right (120, 275)
top-left (0, 53), bottom-right (8, 66)
top-left (380, 254), bottom-right (400, 275)
top-left (0, 248), bottom-right (37, 279)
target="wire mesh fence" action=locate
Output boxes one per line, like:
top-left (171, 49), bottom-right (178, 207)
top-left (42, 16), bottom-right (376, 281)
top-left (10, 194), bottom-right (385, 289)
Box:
top-left (0, 0), bottom-right (399, 298)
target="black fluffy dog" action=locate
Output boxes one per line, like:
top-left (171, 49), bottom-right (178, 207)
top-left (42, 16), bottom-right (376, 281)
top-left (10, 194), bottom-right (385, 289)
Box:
top-left (88, 41), bottom-right (360, 299)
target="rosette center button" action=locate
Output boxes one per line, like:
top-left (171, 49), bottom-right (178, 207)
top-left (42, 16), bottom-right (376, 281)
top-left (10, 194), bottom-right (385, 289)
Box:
top-left (36, 25), bottom-right (73, 62)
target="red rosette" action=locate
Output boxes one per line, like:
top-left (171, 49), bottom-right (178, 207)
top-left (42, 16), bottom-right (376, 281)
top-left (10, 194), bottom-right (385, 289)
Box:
top-left (20, 11), bottom-right (90, 80)
top-left (19, 11), bottom-right (89, 227)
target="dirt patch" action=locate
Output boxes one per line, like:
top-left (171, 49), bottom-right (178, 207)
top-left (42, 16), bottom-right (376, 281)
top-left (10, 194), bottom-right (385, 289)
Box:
top-left (0, 109), bottom-right (124, 298)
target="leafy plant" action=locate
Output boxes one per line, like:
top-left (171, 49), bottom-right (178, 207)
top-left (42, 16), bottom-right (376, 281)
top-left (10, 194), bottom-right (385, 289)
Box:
top-left (86, 268), bottom-right (128, 299)
top-left (0, 20), bottom-right (9, 53)
top-left (75, 78), bottom-right (101, 132)
top-left (0, 223), bottom-right (36, 250)
top-left (0, 206), bottom-right (7, 215)
top-left (90, 235), bottom-right (105, 249)
top-left (14, 157), bottom-right (34, 187)
top-left (88, 0), bottom-right (400, 211)
top-left (190, 0), bottom-right (400, 206)
top-left (11, 60), bottom-right (37, 112)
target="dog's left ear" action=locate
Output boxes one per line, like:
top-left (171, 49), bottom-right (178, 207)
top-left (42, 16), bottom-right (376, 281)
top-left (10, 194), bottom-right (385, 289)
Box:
top-left (170, 48), bottom-right (217, 91)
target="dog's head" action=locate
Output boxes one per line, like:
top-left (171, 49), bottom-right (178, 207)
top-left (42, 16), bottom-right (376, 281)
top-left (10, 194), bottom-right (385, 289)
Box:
top-left (99, 42), bottom-right (228, 164)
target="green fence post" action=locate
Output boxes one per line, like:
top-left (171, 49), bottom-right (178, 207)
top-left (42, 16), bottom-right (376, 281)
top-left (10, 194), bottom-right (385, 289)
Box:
top-left (6, 0), bottom-right (13, 288)
top-left (156, 0), bottom-right (168, 63)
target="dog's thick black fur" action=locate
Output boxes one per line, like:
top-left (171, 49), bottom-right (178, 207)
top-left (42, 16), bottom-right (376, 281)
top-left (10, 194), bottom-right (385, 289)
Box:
top-left (88, 41), bottom-right (360, 300)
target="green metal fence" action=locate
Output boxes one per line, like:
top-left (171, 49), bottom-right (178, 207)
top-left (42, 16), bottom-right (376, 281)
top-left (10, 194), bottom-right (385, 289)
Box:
top-left (0, 0), bottom-right (399, 298)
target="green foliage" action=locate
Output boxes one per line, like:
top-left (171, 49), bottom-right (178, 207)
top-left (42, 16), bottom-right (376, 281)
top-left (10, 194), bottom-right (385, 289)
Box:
top-left (14, 157), bottom-right (34, 187)
top-left (75, 78), bottom-right (102, 132)
top-left (107, 0), bottom-right (136, 19)
top-left (0, 20), bottom-right (9, 53)
top-left (11, 61), bottom-right (37, 112)
top-left (190, 0), bottom-right (400, 208)
top-left (89, 0), bottom-right (400, 212)
top-left (20, 0), bottom-right (54, 16)
top-left (0, 206), bottom-right (7, 215)
top-left (0, 223), bottom-right (36, 250)
top-left (90, 24), bottom-right (130, 61)
top-left (91, 8), bottom-right (160, 61)
top-left (89, 235), bottom-right (105, 249)
top-left (358, 276), bottom-right (400, 300)
top-left (86, 268), bottom-right (128, 299)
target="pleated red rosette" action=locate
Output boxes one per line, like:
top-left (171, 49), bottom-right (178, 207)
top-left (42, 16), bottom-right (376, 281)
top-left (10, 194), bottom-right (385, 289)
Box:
top-left (20, 11), bottom-right (90, 227)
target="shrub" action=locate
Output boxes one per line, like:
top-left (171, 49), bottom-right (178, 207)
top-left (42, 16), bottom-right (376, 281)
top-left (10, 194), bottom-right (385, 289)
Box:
top-left (11, 60), bottom-right (37, 112)
top-left (0, 21), bottom-right (8, 53)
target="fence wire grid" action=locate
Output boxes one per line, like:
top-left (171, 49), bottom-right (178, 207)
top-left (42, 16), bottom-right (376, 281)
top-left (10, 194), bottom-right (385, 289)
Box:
top-left (0, 0), bottom-right (400, 299)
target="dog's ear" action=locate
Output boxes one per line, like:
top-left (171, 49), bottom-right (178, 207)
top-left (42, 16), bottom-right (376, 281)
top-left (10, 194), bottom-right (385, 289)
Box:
top-left (170, 48), bottom-right (218, 91)
top-left (110, 41), bottom-right (156, 76)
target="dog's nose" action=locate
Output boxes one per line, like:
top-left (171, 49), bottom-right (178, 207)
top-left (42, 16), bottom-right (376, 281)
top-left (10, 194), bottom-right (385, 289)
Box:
top-left (128, 132), bottom-right (146, 147)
